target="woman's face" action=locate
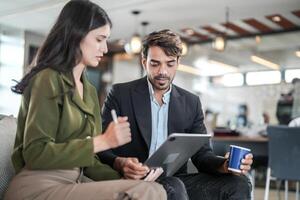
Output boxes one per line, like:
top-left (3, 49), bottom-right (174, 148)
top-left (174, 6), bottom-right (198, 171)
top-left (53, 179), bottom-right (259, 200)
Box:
top-left (80, 24), bottom-right (111, 67)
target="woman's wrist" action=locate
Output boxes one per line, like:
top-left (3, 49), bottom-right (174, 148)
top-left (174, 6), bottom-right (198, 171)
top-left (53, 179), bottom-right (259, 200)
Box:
top-left (93, 134), bottom-right (111, 153)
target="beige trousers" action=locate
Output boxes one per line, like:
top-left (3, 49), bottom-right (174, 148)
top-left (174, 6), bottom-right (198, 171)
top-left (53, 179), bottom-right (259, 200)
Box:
top-left (4, 169), bottom-right (167, 200)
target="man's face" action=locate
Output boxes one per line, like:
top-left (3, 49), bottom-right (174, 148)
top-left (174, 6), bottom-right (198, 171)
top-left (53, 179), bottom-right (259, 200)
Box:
top-left (142, 46), bottom-right (179, 92)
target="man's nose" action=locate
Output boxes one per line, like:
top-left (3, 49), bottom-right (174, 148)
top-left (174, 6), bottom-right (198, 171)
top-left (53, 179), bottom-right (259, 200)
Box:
top-left (158, 65), bottom-right (168, 75)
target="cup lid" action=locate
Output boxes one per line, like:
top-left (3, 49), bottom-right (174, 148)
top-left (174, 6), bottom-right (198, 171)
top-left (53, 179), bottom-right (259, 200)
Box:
top-left (230, 145), bottom-right (251, 151)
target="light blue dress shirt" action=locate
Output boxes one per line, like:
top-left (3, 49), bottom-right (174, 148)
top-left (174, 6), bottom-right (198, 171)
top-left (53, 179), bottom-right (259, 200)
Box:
top-left (147, 79), bottom-right (172, 156)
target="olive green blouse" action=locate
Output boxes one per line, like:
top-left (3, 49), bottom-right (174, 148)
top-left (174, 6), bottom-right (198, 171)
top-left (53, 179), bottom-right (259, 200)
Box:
top-left (12, 68), bottom-right (120, 181)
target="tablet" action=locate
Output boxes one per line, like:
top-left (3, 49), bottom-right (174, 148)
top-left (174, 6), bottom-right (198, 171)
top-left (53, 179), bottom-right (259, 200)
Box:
top-left (144, 133), bottom-right (211, 176)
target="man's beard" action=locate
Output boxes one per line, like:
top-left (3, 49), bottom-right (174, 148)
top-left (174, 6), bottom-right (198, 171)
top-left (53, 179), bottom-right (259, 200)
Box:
top-left (152, 75), bottom-right (172, 91)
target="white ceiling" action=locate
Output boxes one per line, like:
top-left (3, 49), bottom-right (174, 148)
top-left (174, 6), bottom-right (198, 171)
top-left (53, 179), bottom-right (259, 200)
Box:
top-left (181, 31), bottom-right (300, 71)
top-left (0, 0), bottom-right (300, 72)
top-left (0, 0), bottom-right (299, 39)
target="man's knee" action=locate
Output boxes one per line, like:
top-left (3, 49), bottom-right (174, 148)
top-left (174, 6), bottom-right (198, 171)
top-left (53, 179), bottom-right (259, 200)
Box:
top-left (157, 176), bottom-right (188, 200)
top-left (164, 176), bottom-right (186, 191)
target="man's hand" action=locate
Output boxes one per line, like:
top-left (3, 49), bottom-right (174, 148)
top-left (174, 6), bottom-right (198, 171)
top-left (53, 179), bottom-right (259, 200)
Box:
top-left (114, 157), bottom-right (149, 180)
top-left (143, 167), bottom-right (164, 181)
top-left (240, 153), bottom-right (253, 174)
top-left (219, 152), bottom-right (253, 175)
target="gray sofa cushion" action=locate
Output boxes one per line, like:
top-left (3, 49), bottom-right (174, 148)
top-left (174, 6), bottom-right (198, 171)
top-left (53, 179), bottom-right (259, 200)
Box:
top-left (0, 116), bottom-right (17, 199)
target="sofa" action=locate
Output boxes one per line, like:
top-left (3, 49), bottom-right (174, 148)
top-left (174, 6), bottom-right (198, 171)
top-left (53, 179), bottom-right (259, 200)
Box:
top-left (0, 115), bottom-right (17, 199)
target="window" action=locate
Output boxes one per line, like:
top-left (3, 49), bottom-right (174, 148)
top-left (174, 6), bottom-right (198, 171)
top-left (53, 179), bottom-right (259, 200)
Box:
top-left (220, 73), bottom-right (244, 87)
top-left (246, 71), bottom-right (281, 86)
top-left (285, 69), bottom-right (300, 83)
top-left (0, 27), bottom-right (24, 116)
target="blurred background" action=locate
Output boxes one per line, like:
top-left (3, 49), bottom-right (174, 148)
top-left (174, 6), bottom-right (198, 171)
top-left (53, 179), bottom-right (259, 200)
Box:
top-left (1, 1), bottom-right (300, 199)
top-left (0, 0), bottom-right (299, 131)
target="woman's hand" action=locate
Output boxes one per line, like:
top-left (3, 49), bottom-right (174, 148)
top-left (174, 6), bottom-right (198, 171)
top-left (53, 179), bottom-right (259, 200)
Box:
top-left (93, 116), bottom-right (131, 153)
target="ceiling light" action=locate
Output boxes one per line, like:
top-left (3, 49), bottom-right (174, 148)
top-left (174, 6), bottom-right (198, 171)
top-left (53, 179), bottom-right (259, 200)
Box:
top-left (125, 10), bottom-right (142, 54)
top-left (272, 16), bottom-right (281, 22)
top-left (212, 7), bottom-right (229, 52)
top-left (129, 34), bottom-right (142, 54)
top-left (124, 36), bottom-right (142, 54)
top-left (212, 36), bottom-right (226, 51)
top-left (251, 55), bottom-right (280, 70)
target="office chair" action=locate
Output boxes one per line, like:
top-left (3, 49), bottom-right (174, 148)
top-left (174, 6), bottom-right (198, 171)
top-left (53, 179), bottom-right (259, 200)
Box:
top-left (264, 126), bottom-right (300, 200)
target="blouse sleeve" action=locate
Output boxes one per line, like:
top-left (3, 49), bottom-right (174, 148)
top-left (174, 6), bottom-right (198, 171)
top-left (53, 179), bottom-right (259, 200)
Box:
top-left (22, 72), bottom-right (95, 170)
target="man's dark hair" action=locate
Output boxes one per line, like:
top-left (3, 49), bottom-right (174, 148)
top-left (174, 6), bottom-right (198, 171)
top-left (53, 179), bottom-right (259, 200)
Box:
top-left (142, 29), bottom-right (182, 59)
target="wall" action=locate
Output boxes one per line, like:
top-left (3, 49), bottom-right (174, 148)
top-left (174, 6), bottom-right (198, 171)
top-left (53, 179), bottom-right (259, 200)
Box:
top-left (201, 83), bottom-right (293, 126)
top-left (23, 31), bottom-right (45, 72)
top-left (112, 56), bottom-right (142, 83)
top-left (112, 55), bottom-right (196, 90)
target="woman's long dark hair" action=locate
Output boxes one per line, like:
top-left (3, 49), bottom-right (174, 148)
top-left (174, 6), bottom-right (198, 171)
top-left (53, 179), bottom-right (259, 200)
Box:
top-left (12, 0), bottom-right (112, 94)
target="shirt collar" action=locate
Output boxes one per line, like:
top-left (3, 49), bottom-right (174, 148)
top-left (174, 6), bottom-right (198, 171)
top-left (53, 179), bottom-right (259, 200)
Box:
top-left (61, 69), bottom-right (90, 88)
top-left (147, 78), bottom-right (172, 104)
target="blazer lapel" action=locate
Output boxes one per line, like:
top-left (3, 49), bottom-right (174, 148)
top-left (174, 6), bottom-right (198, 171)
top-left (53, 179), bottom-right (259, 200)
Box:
top-left (131, 77), bottom-right (152, 148)
top-left (168, 85), bottom-right (185, 135)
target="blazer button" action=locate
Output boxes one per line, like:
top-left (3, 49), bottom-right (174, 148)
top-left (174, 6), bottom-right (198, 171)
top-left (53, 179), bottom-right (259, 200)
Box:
top-left (84, 114), bottom-right (87, 118)
top-left (86, 136), bottom-right (91, 139)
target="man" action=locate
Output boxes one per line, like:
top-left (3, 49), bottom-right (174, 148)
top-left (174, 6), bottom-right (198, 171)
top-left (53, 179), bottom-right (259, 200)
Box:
top-left (99, 29), bottom-right (253, 200)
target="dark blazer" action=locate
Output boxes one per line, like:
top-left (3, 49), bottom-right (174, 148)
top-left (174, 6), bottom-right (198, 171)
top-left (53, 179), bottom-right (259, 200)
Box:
top-left (99, 77), bottom-right (225, 175)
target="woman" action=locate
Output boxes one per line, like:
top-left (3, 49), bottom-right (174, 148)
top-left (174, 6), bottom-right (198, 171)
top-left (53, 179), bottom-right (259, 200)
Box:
top-left (5, 1), bottom-right (166, 199)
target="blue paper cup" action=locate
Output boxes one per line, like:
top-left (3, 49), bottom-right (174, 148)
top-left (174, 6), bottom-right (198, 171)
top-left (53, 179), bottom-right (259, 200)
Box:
top-left (228, 145), bottom-right (251, 173)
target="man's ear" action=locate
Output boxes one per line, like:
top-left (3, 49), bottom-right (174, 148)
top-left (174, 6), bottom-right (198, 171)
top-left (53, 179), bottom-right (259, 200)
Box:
top-left (142, 57), bottom-right (147, 70)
